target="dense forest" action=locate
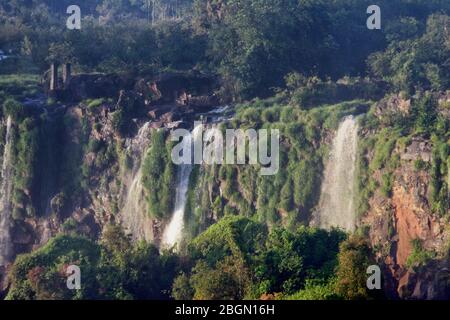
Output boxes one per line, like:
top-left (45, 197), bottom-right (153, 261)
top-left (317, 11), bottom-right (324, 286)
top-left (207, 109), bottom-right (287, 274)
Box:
top-left (0, 0), bottom-right (449, 300)
top-left (1, 0), bottom-right (449, 97)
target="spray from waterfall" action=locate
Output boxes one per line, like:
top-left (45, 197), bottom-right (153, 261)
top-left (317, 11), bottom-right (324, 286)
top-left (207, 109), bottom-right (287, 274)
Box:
top-left (313, 116), bottom-right (359, 232)
top-left (0, 116), bottom-right (13, 266)
top-left (161, 124), bottom-right (202, 250)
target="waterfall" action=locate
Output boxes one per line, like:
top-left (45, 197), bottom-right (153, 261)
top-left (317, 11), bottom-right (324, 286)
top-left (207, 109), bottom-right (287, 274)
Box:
top-left (0, 116), bottom-right (13, 266)
top-left (121, 122), bottom-right (154, 241)
top-left (161, 124), bottom-right (202, 250)
top-left (313, 116), bottom-right (359, 232)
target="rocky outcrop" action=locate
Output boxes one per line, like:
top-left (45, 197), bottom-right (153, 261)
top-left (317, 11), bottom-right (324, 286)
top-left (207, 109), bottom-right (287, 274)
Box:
top-left (47, 73), bottom-right (135, 101)
top-left (397, 259), bottom-right (450, 299)
top-left (400, 137), bottom-right (432, 162)
top-left (391, 174), bottom-right (445, 266)
top-left (374, 94), bottom-right (411, 120)
top-left (45, 70), bottom-right (220, 108)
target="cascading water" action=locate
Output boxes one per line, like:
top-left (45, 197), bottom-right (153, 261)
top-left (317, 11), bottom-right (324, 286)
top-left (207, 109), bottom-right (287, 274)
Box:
top-left (0, 116), bottom-right (13, 266)
top-left (121, 122), bottom-right (154, 241)
top-left (313, 116), bottom-right (359, 232)
top-left (161, 124), bottom-right (202, 250)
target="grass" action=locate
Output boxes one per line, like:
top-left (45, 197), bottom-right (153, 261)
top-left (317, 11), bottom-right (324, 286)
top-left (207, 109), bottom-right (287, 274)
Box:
top-left (86, 98), bottom-right (106, 112)
top-left (0, 74), bottom-right (40, 102)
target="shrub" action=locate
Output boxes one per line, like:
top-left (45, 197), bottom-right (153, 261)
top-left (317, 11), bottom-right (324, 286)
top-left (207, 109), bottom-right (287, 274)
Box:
top-left (406, 239), bottom-right (435, 269)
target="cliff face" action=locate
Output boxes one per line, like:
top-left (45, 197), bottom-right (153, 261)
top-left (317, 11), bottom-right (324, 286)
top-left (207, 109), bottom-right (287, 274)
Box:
top-left (361, 94), bottom-right (450, 299)
top-left (1, 80), bottom-right (448, 299)
top-left (3, 106), bottom-right (149, 260)
top-left (0, 73), bottom-right (221, 292)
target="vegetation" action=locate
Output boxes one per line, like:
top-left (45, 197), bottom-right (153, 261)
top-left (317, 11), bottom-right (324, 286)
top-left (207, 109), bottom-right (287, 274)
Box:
top-left (335, 236), bottom-right (375, 300)
top-left (6, 226), bottom-right (179, 300)
top-left (171, 216), bottom-right (349, 300)
top-left (406, 239), bottom-right (436, 270)
top-left (141, 130), bottom-right (175, 219)
top-left (1, 1), bottom-right (448, 99)
top-left (0, 0), bottom-right (449, 301)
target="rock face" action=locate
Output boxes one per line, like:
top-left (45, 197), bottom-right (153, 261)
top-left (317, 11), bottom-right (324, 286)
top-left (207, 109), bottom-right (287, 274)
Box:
top-left (400, 137), bottom-right (432, 162)
top-left (391, 173), bottom-right (445, 267)
top-left (374, 94), bottom-right (411, 120)
top-left (362, 98), bottom-right (449, 299)
top-left (397, 260), bottom-right (450, 299)
top-left (363, 157), bottom-right (449, 298)
top-left (152, 72), bottom-right (218, 104)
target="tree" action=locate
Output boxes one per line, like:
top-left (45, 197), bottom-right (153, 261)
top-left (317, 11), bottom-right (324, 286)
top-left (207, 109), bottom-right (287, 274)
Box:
top-left (172, 273), bottom-right (194, 300)
top-left (413, 93), bottom-right (437, 133)
top-left (47, 42), bottom-right (76, 64)
top-left (189, 257), bottom-right (251, 300)
top-left (369, 14), bottom-right (450, 93)
top-left (335, 235), bottom-right (373, 300)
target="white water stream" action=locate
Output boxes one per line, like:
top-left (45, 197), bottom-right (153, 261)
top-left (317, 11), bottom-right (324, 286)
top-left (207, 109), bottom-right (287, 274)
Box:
top-left (161, 124), bottom-right (203, 249)
top-left (313, 116), bottom-right (359, 232)
top-left (0, 116), bottom-right (13, 266)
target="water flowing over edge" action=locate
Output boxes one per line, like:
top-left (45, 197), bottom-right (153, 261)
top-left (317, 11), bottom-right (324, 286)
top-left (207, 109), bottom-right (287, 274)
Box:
top-left (161, 124), bottom-right (203, 250)
top-left (313, 116), bottom-right (359, 232)
top-left (120, 122), bottom-right (154, 242)
top-left (0, 116), bottom-right (13, 266)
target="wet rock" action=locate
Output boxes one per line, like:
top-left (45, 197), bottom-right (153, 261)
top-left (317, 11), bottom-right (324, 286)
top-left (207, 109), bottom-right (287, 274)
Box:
top-left (11, 223), bottom-right (34, 245)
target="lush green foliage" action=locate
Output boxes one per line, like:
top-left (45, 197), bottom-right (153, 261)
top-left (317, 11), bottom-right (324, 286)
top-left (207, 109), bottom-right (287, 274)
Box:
top-left (2, 0), bottom-right (448, 99)
top-left (357, 92), bottom-right (449, 218)
top-left (335, 236), bottom-right (375, 300)
top-left (142, 130), bottom-right (175, 219)
top-left (1, 0), bottom-right (449, 301)
top-left (369, 15), bottom-right (450, 93)
top-left (173, 216), bottom-right (347, 300)
top-left (185, 89), bottom-right (372, 235)
top-left (6, 226), bottom-right (179, 300)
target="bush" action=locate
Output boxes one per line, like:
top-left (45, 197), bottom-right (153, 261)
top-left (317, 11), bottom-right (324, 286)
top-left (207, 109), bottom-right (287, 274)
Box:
top-left (406, 239), bottom-right (435, 269)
